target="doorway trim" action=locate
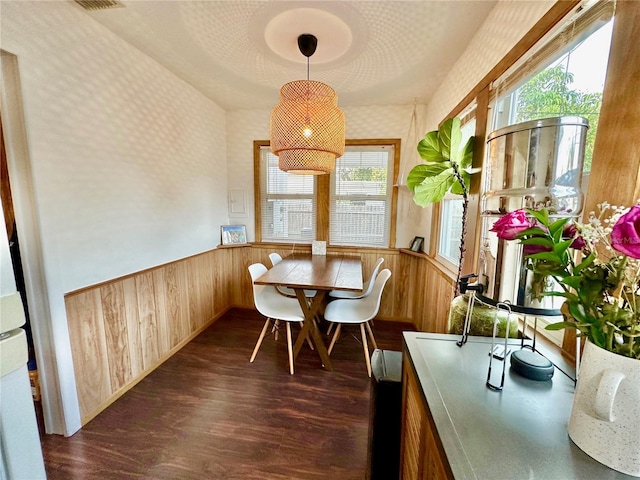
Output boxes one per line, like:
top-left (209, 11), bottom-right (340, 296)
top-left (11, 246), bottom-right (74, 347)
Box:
top-left (1, 51), bottom-right (81, 435)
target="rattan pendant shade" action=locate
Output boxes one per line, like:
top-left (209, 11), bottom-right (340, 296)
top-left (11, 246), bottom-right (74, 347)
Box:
top-left (271, 80), bottom-right (345, 175)
top-left (270, 34), bottom-right (345, 175)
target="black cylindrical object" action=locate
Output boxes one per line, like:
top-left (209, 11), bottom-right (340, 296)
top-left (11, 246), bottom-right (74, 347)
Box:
top-left (366, 349), bottom-right (403, 480)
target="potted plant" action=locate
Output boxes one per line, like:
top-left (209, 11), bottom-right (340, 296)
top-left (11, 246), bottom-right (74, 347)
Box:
top-left (491, 203), bottom-right (640, 476)
top-left (406, 117), bottom-right (477, 293)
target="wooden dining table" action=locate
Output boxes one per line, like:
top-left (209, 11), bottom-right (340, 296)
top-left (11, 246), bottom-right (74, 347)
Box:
top-left (253, 253), bottom-right (363, 371)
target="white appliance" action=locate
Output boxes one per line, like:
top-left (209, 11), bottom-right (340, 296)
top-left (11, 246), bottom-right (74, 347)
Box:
top-left (0, 292), bottom-right (46, 479)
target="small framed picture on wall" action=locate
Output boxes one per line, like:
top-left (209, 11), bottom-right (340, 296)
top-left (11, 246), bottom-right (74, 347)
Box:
top-left (410, 236), bottom-right (424, 253)
top-left (221, 225), bottom-right (247, 245)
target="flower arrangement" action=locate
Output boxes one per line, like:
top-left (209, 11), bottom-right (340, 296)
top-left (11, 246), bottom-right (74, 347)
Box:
top-left (490, 203), bottom-right (640, 359)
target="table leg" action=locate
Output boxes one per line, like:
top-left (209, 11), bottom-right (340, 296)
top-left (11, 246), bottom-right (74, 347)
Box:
top-left (292, 290), bottom-right (333, 371)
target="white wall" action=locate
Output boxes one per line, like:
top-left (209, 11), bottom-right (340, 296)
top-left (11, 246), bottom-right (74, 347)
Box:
top-left (425, 0), bottom-right (556, 129)
top-left (1, 1), bottom-right (228, 435)
top-left (226, 104), bottom-right (432, 249)
top-left (1, 1), bottom-right (228, 293)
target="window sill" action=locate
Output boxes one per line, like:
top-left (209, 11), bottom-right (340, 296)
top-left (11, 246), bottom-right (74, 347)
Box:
top-left (399, 248), bottom-right (428, 258)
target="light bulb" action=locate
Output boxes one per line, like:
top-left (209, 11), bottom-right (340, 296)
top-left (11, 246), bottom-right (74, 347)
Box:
top-left (303, 126), bottom-right (313, 138)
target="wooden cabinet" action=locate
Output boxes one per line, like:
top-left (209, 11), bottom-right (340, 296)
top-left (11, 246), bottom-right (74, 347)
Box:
top-left (400, 356), bottom-right (453, 480)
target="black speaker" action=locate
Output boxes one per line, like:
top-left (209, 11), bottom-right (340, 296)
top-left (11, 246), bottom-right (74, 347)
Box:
top-left (510, 349), bottom-right (555, 381)
top-left (366, 349), bottom-right (403, 480)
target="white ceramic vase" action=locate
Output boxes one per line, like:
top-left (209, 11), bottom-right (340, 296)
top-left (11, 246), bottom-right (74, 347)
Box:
top-left (568, 340), bottom-right (640, 477)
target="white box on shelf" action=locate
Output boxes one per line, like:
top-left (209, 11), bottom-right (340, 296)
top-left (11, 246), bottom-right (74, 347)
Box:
top-left (312, 241), bottom-right (326, 255)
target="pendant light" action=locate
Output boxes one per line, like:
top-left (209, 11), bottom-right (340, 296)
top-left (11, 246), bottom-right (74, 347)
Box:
top-left (270, 34), bottom-right (346, 175)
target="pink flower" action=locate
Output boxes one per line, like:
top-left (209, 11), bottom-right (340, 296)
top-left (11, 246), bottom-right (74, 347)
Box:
top-left (490, 210), bottom-right (535, 240)
top-left (611, 205), bottom-right (640, 259)
top-left (563, 223), bottom-right (586, 250)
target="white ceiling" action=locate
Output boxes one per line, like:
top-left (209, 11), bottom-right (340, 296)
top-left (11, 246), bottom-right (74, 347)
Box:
top-left (77, 0), bottom-right (498, 111)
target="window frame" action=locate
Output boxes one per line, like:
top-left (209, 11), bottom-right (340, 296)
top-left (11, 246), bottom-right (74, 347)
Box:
top-left (253, 138), bottom-right (400, 248)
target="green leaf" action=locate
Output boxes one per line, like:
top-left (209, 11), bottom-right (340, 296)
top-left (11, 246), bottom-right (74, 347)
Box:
top-left (546, 291), bottom-right (579, 302)
top-left (459, 137), bottom-right (474, 169)
top-left (527, 252), bottom-right (561, 262)
top-left (528, 209), bottom-right (549, 226)
top-left (417, 131), bottom-right (445, 162)
top-left (412, 172), bottom-right (455, 206)
top-left (552, 239), bottom-right (573, 257)
top-left (573, 252), bottom-right (596, 275)
top-left (545, 321), bottom-right (576, 331)
top-left (567, 301), bottom-right (589, 323)
top-left (520, 237), bottom-right (554, 247)
top-left (549, 217), bottom-right (570, 236)
top-left (406, 164), bottom-right (450, 191)
top-left (516, 227), bottom-right (548, 238)
top-left (450, 171), bottom-right (470, 195)
top-left (438, 118), bottom-right (461, 161)
top-left (561, 276), bottom-right (582, 290)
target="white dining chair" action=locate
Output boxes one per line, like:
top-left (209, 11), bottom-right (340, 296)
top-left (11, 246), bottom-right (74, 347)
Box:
top-left (326, 257), bottom-right (384, 335)
top-left (248, 263), bottom-right (305, 375)
top-left (323, 268), bottom-right (392, 377)
top-left (268, 252), bottom-right (317, 299)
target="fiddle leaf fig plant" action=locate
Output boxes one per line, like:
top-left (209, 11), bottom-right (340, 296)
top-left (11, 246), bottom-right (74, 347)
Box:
top-left (407, 117), bottom-right (478, 294)
top-left (407, 117), bottom-right (476, 206)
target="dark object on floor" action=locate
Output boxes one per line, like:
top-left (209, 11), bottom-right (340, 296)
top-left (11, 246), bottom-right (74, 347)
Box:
top-left (367, 349), bottom-right (403, 480)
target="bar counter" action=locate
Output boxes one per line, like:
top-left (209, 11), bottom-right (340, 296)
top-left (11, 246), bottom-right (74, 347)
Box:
top-left (400, 332), bottom-right (635, 479)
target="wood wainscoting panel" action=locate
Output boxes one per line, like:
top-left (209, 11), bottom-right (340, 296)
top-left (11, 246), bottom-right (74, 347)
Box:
top-left (151, 268), bottom-right (171, 355)
top-left (398, 250), bottom-right (456, 334)
top-left (66, 248), bottom-right (235, 425)
top-left (135, 271), bottom-right (160, 371)
top-left (99, 282), bottom-right (133, 393)
top-left (66, 244), bottom-right (455, 425)
top-left (122, 277), bottom-right (143, 379)
top-left (213, 247), bottom-right (231, 312)
top-left (199, 252), bottom-right (216, 328)
top-left (66, 289), bottom-right (111, 420)
top-left (161, 261), bottom-right (190, 349)
top-left (423, 259), bottom-right (455, 333)
top-left (186, 255), bottom-right (204, 333)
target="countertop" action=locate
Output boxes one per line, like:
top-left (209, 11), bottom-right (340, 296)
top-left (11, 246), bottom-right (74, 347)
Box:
top-left (403, 332), bottom-right (635, 480)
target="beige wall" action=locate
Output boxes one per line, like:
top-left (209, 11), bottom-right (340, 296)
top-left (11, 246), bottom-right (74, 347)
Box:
top-left (1, 1), bottom-right (228, 292)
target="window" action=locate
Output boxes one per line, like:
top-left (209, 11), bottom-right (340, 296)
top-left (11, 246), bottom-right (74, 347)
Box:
top-left (254, 139), bottom-right (399, 247)
top-left (486, 1), bottom-right (613, 345)
top-left (257, 145), bottom-right (316, 242)
top-left (330, 145), bottom-right (394, 247)
top-left (491, 4), bottom-right (613, 173)
top-left (438, 197), bottom-right (464, 264)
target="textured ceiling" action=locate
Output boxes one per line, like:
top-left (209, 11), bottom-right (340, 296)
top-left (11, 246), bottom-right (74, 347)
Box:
top-left (78, 0), bottom-right (498, 111)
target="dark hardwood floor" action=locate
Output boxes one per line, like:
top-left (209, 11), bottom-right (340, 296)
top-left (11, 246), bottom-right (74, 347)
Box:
top-left (41, 308), bottom-right (413, 480)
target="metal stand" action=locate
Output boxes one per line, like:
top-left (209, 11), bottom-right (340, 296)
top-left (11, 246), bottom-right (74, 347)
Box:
top-left (456, 274), bottom-right (482, 347)
top-left (457, 290), bottom-right (477, 347)
top-left (486, 301), bottom-right (512, 391)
